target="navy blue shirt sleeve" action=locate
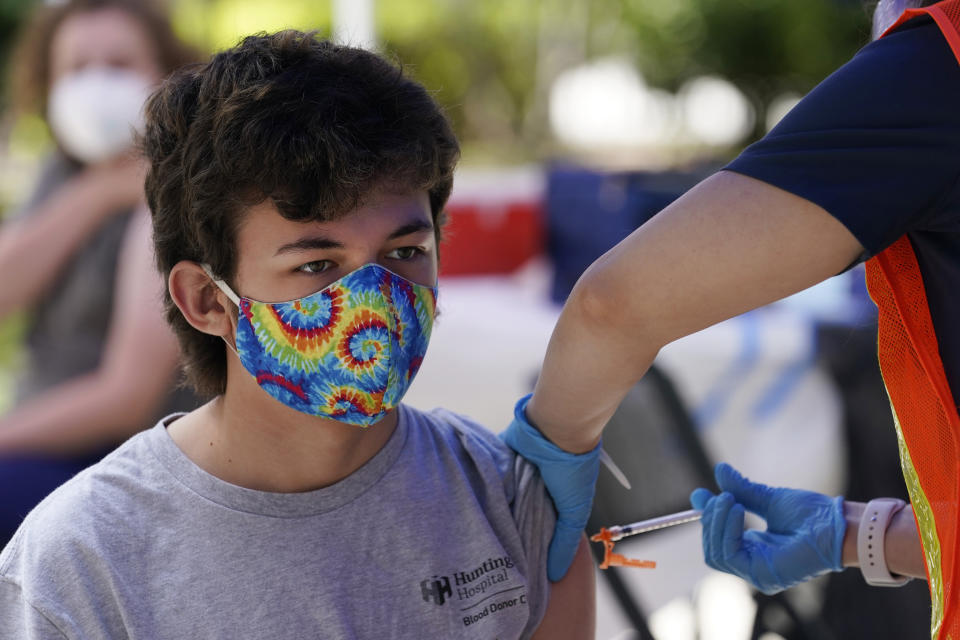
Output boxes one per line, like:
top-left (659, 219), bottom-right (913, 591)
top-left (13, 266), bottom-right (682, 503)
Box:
top-left (726, 17), bottom-right (960, 257)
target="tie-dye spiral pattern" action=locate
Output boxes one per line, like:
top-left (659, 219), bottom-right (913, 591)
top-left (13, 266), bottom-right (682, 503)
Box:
top-left (233, 264), bottom-right (436, 426)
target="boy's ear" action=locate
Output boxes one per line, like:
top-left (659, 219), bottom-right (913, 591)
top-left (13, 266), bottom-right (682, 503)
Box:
top-left (168, 261), bottom-right (235, 338)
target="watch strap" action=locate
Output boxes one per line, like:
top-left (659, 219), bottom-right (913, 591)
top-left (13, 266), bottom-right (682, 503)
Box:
top-left (858, 498), bottom-right (911, 587)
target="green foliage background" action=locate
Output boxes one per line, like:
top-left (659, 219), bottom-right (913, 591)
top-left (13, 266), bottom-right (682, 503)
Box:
top-left (0, 0), bottom-right (875, 160)
top-left (0, 0), bottom-right (874, 400)
top-left (619, 0), bottom-right (871, 138)
top-left (160, 0), bottom-right (873, 155)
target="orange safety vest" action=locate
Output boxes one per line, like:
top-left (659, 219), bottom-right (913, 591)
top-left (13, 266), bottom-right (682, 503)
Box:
top-left (868, 3), bottom-right (960, 638)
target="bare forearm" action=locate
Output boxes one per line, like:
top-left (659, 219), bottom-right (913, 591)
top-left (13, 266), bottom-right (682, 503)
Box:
top-left (0, 206), bottom-right (178, 456)
top-left (0, 371), bottom-right (162, 455)
top-left (0, 156), bottom-right (147, 318)
top-left (0, 180), bottom-right (118, 316)
top-left (526, 171), bottom-right (864, 453)
top-left (842, 500), bottom-right (927, 580)
top-left (527, 279), bottom-right (657, 453)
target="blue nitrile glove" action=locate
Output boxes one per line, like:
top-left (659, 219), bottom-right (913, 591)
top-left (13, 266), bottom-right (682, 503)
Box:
top-left (500, 393), bottom-right (601, 582)
top-left (689, 462), bottom-right (846, 595)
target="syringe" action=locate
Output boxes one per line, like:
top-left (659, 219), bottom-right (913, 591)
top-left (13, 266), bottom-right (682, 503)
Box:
top-left (602, 509), bottom-right (703, 542)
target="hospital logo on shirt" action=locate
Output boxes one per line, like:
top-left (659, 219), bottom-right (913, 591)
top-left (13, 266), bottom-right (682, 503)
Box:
top-left (419, 555), bottom-right (526, 629)
top-left (420, 575), bottom-right (452, 606)
top-left (420, 555), bottom-right (515, 607)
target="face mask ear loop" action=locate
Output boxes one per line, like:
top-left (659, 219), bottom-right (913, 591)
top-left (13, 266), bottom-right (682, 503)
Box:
top-left (200, 263), bottom-right (241, 306)
top-left (200, 263), bottom-right (243, 356)
top-left (221, 336), bottom-right (242, 362)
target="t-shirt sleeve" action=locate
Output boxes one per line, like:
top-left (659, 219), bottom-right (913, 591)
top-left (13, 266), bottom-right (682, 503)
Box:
top-left (427, 407), bottom-right (557, 638)
top-left (510, 456), bottom-right (555, 639)
top-left (726, 17), bottom-right (960, 257)
top-left (0, 578), bottom-right (68, 640)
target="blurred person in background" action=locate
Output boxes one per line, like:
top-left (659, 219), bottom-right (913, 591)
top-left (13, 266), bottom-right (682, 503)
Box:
top-left (502, 0), bottom-right (960, 637)
top-left (0, 0), bottom-right (198, 545)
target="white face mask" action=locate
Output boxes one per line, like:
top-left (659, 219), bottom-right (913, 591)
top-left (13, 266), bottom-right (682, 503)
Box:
top-left (47, 67), bottom-right (152, 164)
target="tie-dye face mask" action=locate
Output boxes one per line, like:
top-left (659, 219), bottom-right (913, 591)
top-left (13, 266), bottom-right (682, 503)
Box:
top-left (205, 263), bottom-right (437, 427)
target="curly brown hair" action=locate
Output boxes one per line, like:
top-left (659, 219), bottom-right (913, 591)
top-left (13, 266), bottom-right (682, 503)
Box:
top-left (9, 0), bottom-right (199, 118)
top-left (142, 31), bottom-right (460, 398)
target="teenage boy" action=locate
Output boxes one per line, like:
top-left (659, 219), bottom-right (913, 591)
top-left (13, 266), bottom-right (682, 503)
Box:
top-left (0, 31), bottom-right (593, 638)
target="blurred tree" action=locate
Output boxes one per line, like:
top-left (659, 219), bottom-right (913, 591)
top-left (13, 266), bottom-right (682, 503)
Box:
top-left (0, 0), bottom-right (53, 375)
top-left (0, 0), bottom-right (38, 110)
top-left (0, 0), bottom-right (877, 167)
top-left (382, 0), bottom-right (873, 154)
top-left (380, 0), bottom-right (544, 161)
top-left (172, 0), bottom-right (331, 53)
top-left (618, 0), bottom-right (871, 140)
top-left (132, 0), bottom-right (882, 156)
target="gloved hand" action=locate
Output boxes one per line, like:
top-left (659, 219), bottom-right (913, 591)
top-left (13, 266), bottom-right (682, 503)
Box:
top-left (690, 462), bottom-right (846, 594)
top-left (501, 393), bottom-right (600, 582)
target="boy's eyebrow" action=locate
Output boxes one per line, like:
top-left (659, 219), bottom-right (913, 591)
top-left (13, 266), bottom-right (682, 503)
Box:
top-left (388, 219), bottom-right (434, 239)
top-left (274, 236), bottom-right (343, 255)
top-left (274, 218), bottom-right (434, 256)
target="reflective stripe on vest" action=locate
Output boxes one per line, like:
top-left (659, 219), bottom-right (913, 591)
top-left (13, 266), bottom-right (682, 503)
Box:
top-left (869, 5), bottom-right (960, 637)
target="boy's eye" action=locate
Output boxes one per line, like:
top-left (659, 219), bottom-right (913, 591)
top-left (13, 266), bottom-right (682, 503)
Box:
top-left (297, 260), bottom-right (333, 274)
top-left (386, 246), bottom-right (422, 260)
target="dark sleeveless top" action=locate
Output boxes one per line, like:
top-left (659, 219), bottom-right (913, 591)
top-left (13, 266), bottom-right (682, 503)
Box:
top-left (13, 153), bottom-right (197, 426)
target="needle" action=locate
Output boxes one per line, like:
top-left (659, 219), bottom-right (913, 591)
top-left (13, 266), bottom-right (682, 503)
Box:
top-left (599, 448), bottom-right (632, 490)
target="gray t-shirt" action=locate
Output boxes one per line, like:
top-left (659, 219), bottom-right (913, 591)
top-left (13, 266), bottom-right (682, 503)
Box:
top-left (0, 404), bottom-right (554, 639)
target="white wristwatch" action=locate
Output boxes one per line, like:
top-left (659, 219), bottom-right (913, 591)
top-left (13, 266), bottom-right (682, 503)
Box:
top-left (857, 498), bottom-right (912, 587)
